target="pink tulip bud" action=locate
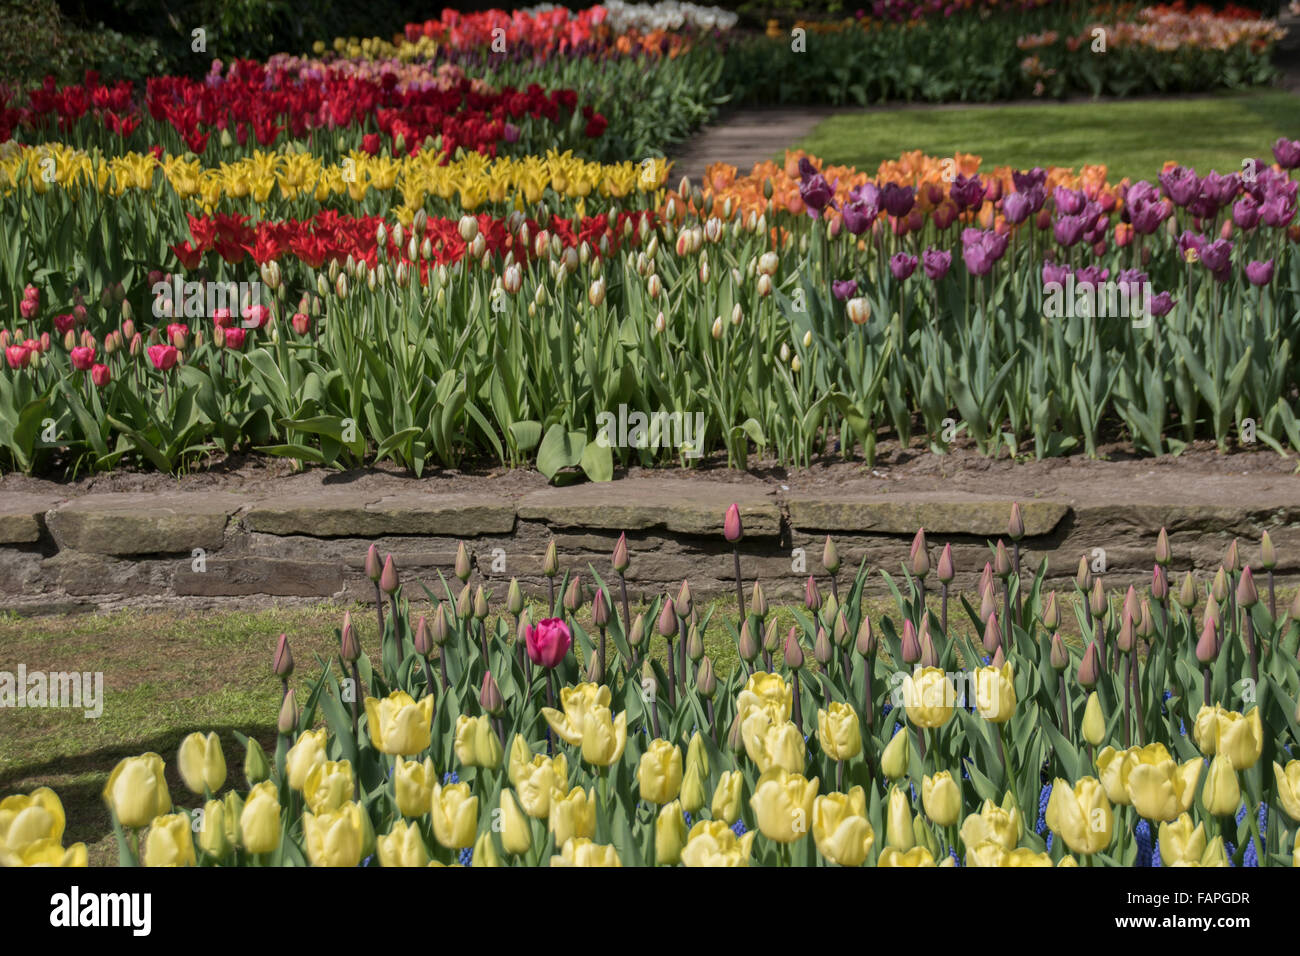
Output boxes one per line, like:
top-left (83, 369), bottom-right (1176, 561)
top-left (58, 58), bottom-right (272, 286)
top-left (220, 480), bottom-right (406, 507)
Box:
top-left (379, 554), bottom-right (399, 594)
top-left (982, 614), bottom-right (1002, 654)
top-left (273, 633), bottom-right (294, 678)
top-left (414, 615), bottom-right (432, 657)
top-left (1155, 527), bottom-right (1171, 565)
top-left (612, 532), bottom-right (630, 573)
top-left (480, 671), bottom-right (504, 716)
top-left (340, 612), bottom-right (359, 662)
top-left (784, 628), bottom-right (804, 669)
top-left (1236, 566), bottom-right (1258, 608)
top-left (278, 689), bottom-right (298, 735)
top-left (657, 597), bottom-right (678, 638)
top-left (804, 575), bottom-right (821, 612)
top-left (1008, 502), bottom-right (1025, 541)
top-left (994, 540), bottom-right (1012, 578)
top-left (592, 587), bottom-right (610, 629)
top-left (91, 363), bottom-right (111, 387)
top-left (1225, 538), bottom-right (1240, 573)
top-left (901, 619), bottom-right (921, 663)
top-left (723, 503), bottom-right (743, 542)
top-left (738, 618), bottom-right (759, 661)
top-left (454, 541), bottom-right (472, 582)
top-left (1049, 632), bottom-right (1069, 670)
top-left (1151, 564), bottom-right (1168, 601)
top-left (1077, 641), bottom-right (1101, 687)
top-left (856, 616), bottom-right (875, 657)
top-left (1196, 616), bottom-right (1219, 664)
top-left (364, 543), bottom-right (381, 582)
top-left (991, 646), bottom-right (1005, 668)
top-left (674, 579), bottom-right (693, 619)
top-left (918, 617), bottom-right (938, 667)
top-left (936, 543), bottom-right (954, 583)
top-left (822, 535), bottom-right (840, 574)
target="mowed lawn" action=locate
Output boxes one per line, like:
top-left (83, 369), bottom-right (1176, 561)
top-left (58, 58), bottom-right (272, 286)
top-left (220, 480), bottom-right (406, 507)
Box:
top-left (794, 90), bottom-right (1300, 183)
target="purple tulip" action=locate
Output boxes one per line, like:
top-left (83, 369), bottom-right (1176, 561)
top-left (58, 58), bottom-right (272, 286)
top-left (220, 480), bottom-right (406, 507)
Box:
top-left (922, 248), bottom-right (952, 281)
top-left (1117, 268), bottom-right (1148, 297)
top-left (841, 200), bottom-right (877, 236)
top-left (1159, 166), bottom-right (1201, 207)
top-left (1001, 191), bottom-right (1033, 225)
top-left (1201, 171), bottom-right (1241, 208)
top-left (1053, 186), bottom-right (1085, 216)
top-left (1125, 181), bottom-right (1161, 207)
top-left (1013, 167), bottom-right (1047, 192)
top-left (961, 228), bottom-right (1006, 277)
top-left (1041, 261), bottom-right (1070, 287)
top-left (832, 279), bottom-right (859, 300)
top-left (889, 252), bottom-right (918, 280)
top-left (1272, 138), bottom-right (1300, 170)
top-left (1053, 214), bottom-right (1086, 247)
top-left (1232, 196), bottom-right (1262, 230)
top-left (1075, 265), bottom-right (1109, 289)
top-left (797, 158), bottom-right (837, 216)
top-left (1177, 230), bottom-right (1207, 261)
top-left (1245, 260), bottom-right (1274, 286)
top-left (850, 182), bottom-right (881, 208)
top-left (950, 174), bottom-right (984, 212)
top-left (881, 183), bottom-right (915, 218)
top-left (1199, 239), bottom-right (1234, 281)
top-left (1261, 192), bottom-right (1297, 228)
top-left (1128, 197), bottom-right (1170, 236)
top-left (1149, 292), bottom-right (1176, 317)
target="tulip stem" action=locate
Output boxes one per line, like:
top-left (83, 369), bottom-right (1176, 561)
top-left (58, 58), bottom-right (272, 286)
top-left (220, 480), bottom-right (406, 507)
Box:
top-left (940, 583), bottom-right (949, 638)
top-left (598, 625), bottom-right (607, 685)
top-left (618, 573), bottom-right (632, 644)
top-left (1243, 612), bottom-right (1259, 687)
top-left (665, 637), bottom-right (677, 710)
top-left (1012, 542), bottom-right (1022, 626)
top-left (373, 581), bottom-right (385, 654)
top-left (1267, 569), bottom-right (1276, 620)
top-left (732, 548), bottom-right (747, 624)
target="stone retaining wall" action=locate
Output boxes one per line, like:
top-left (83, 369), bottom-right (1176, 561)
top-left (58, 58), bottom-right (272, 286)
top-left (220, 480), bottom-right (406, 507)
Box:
top-left (3, 474), bottom-right (1299, 615)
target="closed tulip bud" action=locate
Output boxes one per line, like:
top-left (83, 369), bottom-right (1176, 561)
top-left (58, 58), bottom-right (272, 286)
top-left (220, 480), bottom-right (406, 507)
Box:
top-left (243, 737), bottom-right (270, 786)
top-left (501, 579), bottom-right (523, 618)
top-left (1155, 527), bottom-right (1171, 565)
top-left (273, 633), bottom-right (294, 679)
top-left (817, 534), bottom-right (842, 574)
top-left (456, 584), bottom-right (473, 620)
top-left (994, 540), bottom-right (1012, 578)
top-left (1008, 502), bottom-right (1025, 541)
top-left (912, 541), bottom-right (931, 579)
top-left (814, 626), bottom-right (834, 665)
top-left (1177, 571), bottom-right (1198, 610)
top-left (103, 753), bottom-right (171, 829)
top-left (824, 592), bottom-right (839, 627)
top-left (922, 772), bottom-right (962, 827)
top-left (1117, 609), bottom-right (1135, 653)
top-left (1138, 599), bottom-right (1154, 639)
top-left (745, 584), bottom-right (766, 623)
top-left (335, 272), bottom-right (348, 299)
top-left (804, 575), bottom-right (821, 613)
top-left (543, 540), bottom-right (559, 578)
top-left (1203, 756), bottom-right (1240, 816)
top-left (454, 541), bottom-right (471, 582)
top-left (710, 315), bottom-right (723, 339)
top-left (846, 297), bottom-right (871, 324)
top-left (1076, 555), bottom-right (1092, 591)
top-left (1038, 591), bottom-right (1059, 630)
top-left (431, 604), bottom-right (450, 646)
top-left (1225, 538), bottom-right (1240, 573)
top-left (738, 619), bottom-right (759, 662)
top-left (473, 585), bottom-right (489, 620)
top-left (1048, 632), bottom-right (1069, 671)
top-left (833, 610), bottom-right (850, 650)
top-left (901, 618), bottom-right (921, 663)
top-left (1205, 597), bottom-right (1220, 630)
top-left (412, 616), bottom-right (431, 659)
top-left (340, 611), bottom-right (359, 662)
top-left (143, 812), bottom-right (197, 867)
top-left (979, 562), bottom-right (994, 600)
top-left (691, 654), bottom-right (715, 698)
top-left (1211, 567), bottom-right (1228, 604)
top-left (657, 598), bottom-right (678, 638)
top-left (919, 618), bottom-right (939, 668)
top-left (379, 554), bottom-right (398, 594)
top-left (886, 786), bottom-right (914, 850)
top-left (757, 273), bottom-right (773, 297)
top-left (856, 616), bottom-right (875, 657)
top-left (675, 579), bottom-right (693, 619)
top-left (881, 726), bottom-right (909, 779)
top-left (727, 712), bottom-right (746, 755)
top-left (717, 502), bottom-right (744, 544)
top-left (1151, 564), bottom-right (1168, 601)
top-left (629, 612), bottom-right (645, 649)
top-left (1077, 641), bottom-right (1101, 687)
top-left (763, 617), bottom-right (781, 654)
top-left (1237, 566), bottom-right (1258, 608)
top-left (278, 689), bottom-right (298, 735)
top-left (198, 798), bottom-right (231, 858)
top-left (611, 532), bottom-right (630, 573)
top-left (1260, 531), bottom-right (1276, 570)
top-left (686, 624), bottom-right (704, 662)
top-left (784, 629), bottom-right (805, 670)
top-left (937, 543), bottom-right (955, 583)
top-left (458, 215), bottom-right (478, 243)
top-left (791, 355), bottom-right (802, 372)
top-left (1082, 692), bottom-right (1105, 746)
top-left (1089, 579), bottom-right (1108, 619)
top-left (498, 789), bottom-right (531, 857)
top-left (978, 590), bottom-right (998, 628)
top-left (480, 671), bottom-right (504, 717)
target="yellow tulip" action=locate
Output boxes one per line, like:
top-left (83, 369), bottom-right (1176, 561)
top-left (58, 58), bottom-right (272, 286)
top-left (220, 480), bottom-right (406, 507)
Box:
top-left (966, 840), bottom-right (1011, 867)
top-left (549, 786), bottom-right (596, 848)
top-left (1193, 705), bottom-right (1262, 769)
top-left (1003, 847), bottom-right (1054, 866)
top-left (507, 734), bottom-right (533, 785)
top-left (638, 739), bottom-right (684, 804)
top-left (304, 759), bottom-right (355, 814)
top-left (1158, 814), bottom-right (1207, 866)
top-left (378, 819), bottom-right (430, 867)
top-left (711, 770), bottom-right (744, 825)
top-left (741, 710), bottom-right (806, 774)
top-left (143, 813), bottom-right (197, 867)
top-left (974, 662), bottom-right (1016, 723)
top-left (1126, 743), bottom-right (1202, 822)
top-left (735, 671), bottom-right (793, 726)
top-left (751, 768), bottom-right (819, 843)
top-left (499, 789), bottom-right (532, 856)
top-left (454, 714), bottom-right (503, 769)
top-left (176, 731), bottom-right (227, 795)
top-left (198, 799), bottom-right (231, 858)
top-left (474, 829), bottom-right (504, 867)
top-left (1096, 745), bottom-right (1137, 805)
top-left (8, 839), bottom-right (87, 867)
top-left (877, 846), bottom-right (937, 867)
top-left (921, 772), bottom-right (962, 828)
top-left (1081, 692), bottom-right (1105, 746)
top-left (813, 787), bottom-right (875, 866)
top-left (303, 802), bottom-right (366, 867)
top-left (394, 757), bottom-right (436, 818)
top-left (430, 781), bottom-right (478, 849)
top-left (679, 733), bottom-right (710, 814)
top-left (680, 819), bottom-right (756, 867)
top-left (580, 706), bottom-right (627, 767)
top-left (1169, 835), bottom-right (1230, 868)
top-left (285, 728), bottom-right (328, 791)
top-left (886, 785), bottom-right (914, 850)
top-left (960, 798), bottom-right (1022, 851)
top-left (364, 690), bottom-right (434, 755)
top-left (881, 726), bottom-right (910, 780)
top-left (1201, 756), bottom-right (1241, 816)
top-left (103, 753), bottom-right (171, 829)
top-left (551, 837), bottom-right (621, 867)
top-left (1273, 760), bottom-right (1300, 822)
top-left (240, 781), bottom-right (282, 854)
top-left (540, 682), bottom-right (609, 745)
top-left (1045, 776), bottom-right (1112, 855)
top-left (516, 753), bottom-right (568, 819)
top-left (0, 787), bottom-right (66, 854)
top-left (817, 702), bottom-right (862, 760)
top-left (902, 667), bottom-right (955, 728)
top-left (1057, 855), bottom-right (1079, 867)
top-left (656, 800), bottom-right (688, 865)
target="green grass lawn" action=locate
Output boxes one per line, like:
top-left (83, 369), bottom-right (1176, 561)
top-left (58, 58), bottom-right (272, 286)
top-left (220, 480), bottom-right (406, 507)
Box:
top-left (794, 91), bottom-right (1300, 183)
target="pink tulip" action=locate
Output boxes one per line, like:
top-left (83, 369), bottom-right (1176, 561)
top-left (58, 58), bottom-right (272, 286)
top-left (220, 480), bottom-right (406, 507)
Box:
top-left (91, 364), bottom-right (111, 387)
top-left (526, 617), bottom-right (572, 668)
top-left (70, 346), bottom-right (96, 371)
top-left (223, 327), bottom-right (246, 349)
top-left (147, 344), bottom-right (179, 370)
top-left (723, 503), bottom-right (743, 543)
top-left (5, 345), bottom-right (32, 369)
top-left (212, 308), bottom-right (235, 328)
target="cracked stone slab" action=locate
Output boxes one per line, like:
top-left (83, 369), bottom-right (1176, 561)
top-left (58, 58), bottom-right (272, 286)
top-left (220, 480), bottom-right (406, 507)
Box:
top-left (517, 479), bottom-right (781, 536)
top-left (787, 493), bottom-right (1069, 536)
top-left (45, 493), bottom-right (240, 555)
top-left (242, 491), bottom-right (515, 537)
top-left (0, 494), bottom-right (63, 543)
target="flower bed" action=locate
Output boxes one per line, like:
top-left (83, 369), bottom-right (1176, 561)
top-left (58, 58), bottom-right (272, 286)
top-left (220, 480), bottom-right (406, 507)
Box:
top-left (5, 515), bottom-right (1298, 866)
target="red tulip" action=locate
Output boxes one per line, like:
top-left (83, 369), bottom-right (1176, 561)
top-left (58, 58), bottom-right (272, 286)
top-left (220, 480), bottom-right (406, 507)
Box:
top-left (147, 344), bottom-right (179, 370)
top-left (526, 617), bottom-right (572, 668)
top-left (223, 327), bottom-right (246, 349)
top-left (70, 346), bottom-right (96, 370)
